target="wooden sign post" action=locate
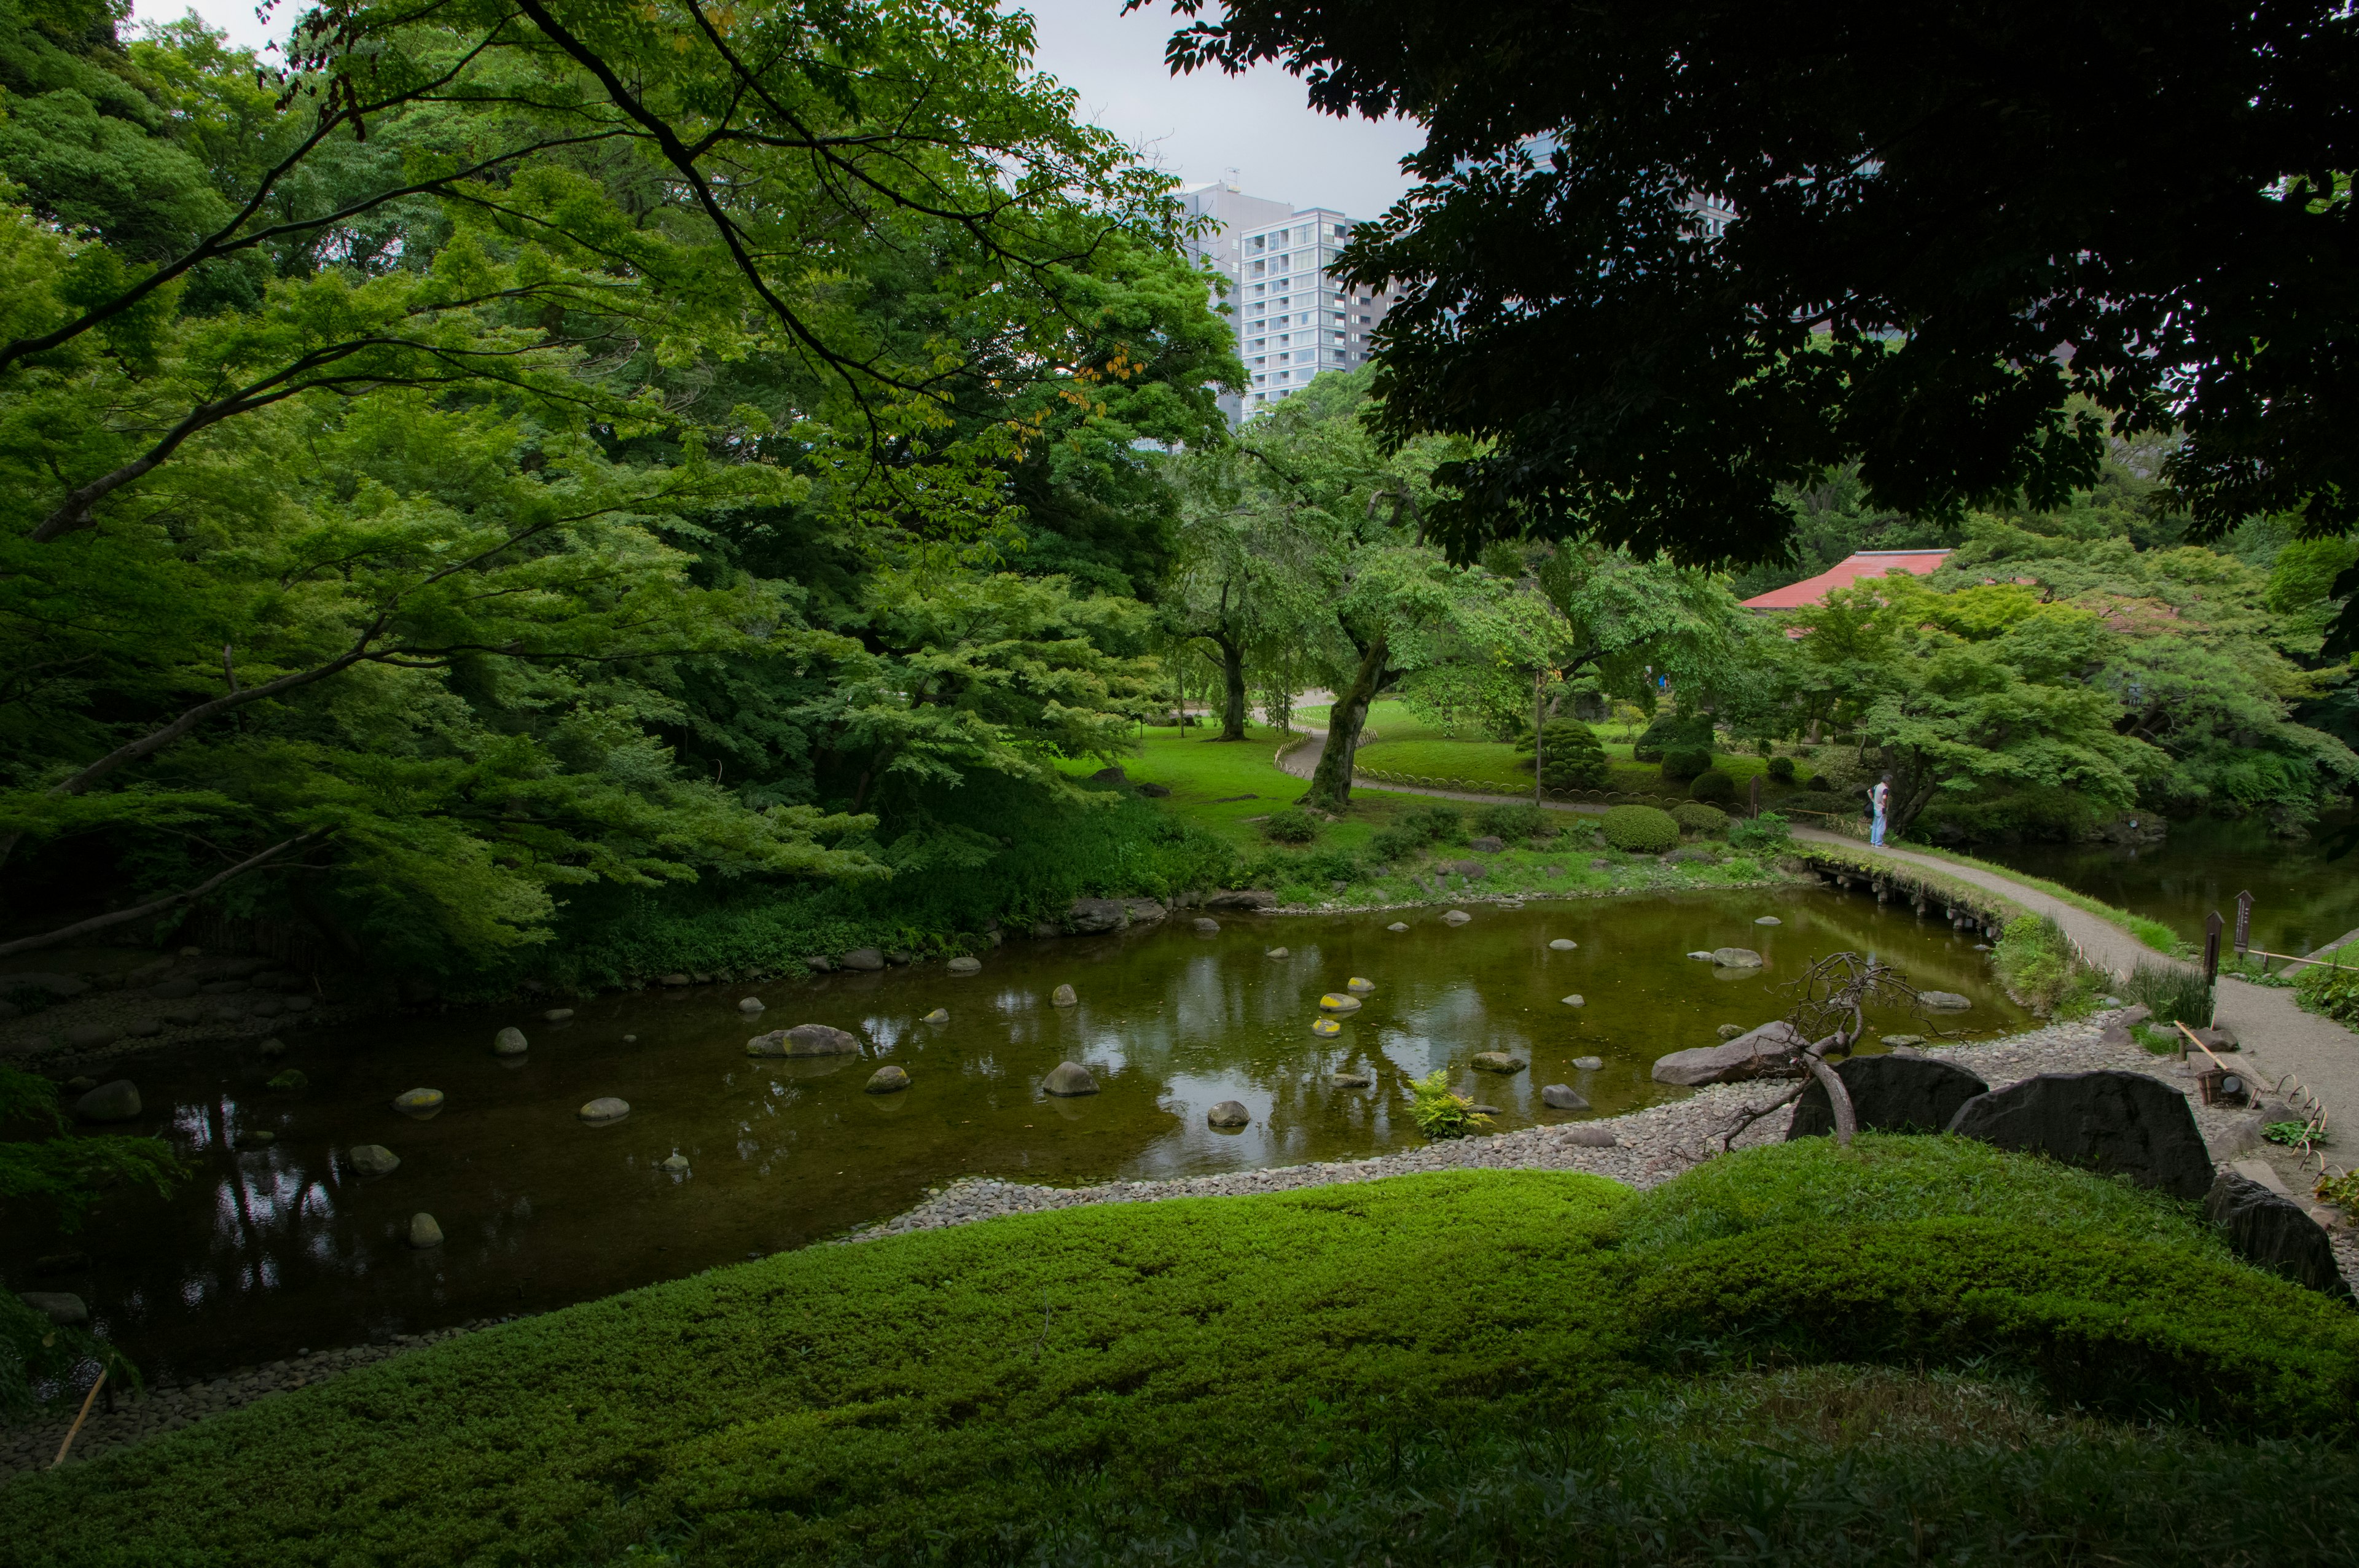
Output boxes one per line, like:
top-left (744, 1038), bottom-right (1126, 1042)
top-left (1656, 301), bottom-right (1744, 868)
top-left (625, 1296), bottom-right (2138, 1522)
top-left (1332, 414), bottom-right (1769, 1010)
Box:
top-left (2204, 910), bottom-right (2223, 986)
top-left (1748, 774), bottom-right (1762, 819)
top-left (2234, 890), bottom-right (2253, 956)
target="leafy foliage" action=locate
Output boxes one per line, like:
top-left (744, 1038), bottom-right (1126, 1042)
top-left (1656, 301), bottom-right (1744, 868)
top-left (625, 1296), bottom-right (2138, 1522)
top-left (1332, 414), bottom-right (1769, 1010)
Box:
top-left (1727, 811), bottom-right (1791, 852)
top-left (1259, 806), bottom-right (1318, 845)
top-left (1990, 915), bottom-right (2104, 1018)
top-left (2294, 954), bottom-right (2359, 1029)
top-left (1407, 1068), bottom-right (1489, 1139)
top-left (1601, 804), bottom-right (1679, 853)
top-left (1532, 716), bottom-right (1607, 789)
top-left (1670, 802), bottom-right (1727, 836)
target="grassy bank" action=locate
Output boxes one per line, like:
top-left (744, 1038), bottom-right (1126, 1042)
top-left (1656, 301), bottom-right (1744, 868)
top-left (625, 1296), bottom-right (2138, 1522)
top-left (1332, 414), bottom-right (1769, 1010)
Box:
top-left (1875, 842), bottom-right (2196, 959)
top-left (3, 1140), bottom-right (2353, 1565)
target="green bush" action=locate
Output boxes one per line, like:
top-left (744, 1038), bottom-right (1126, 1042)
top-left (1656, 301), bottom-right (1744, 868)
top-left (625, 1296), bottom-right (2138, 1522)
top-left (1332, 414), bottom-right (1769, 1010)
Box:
top-left (1670, 802), bottom-right (1729, 836)
top-left (1689, 768), bottom-right (1735, 804)
top-left (2295, 953), bottom-right (2359, 1028)
top-left (2122, 961), bottom-right (2214, 1028)
top-left (1661, 746), bottom-right (1712, 782)
top-left (1633, 709), bottom-right (1714, 763)
top-left (1261, 806), bottom-right (1319, 845)
top-left (1767, 755), bottom-right (1797, 782)
top-left (1400, 803), bottom-right (1466, 844)
top-left (1783, 790), bottom-right (1847, 818)
top-left (1601, 805), bottom-right (1681, 853)
top-left (1366, 826), bottom-right (1425, 861)
top-left (1915, 784), bottom-right (2103, 845)
top-left (1728, 811), bottom-right (1791, 852)
top-left (1536, 717), bottom-right (1608, 790)
top-left (1992, 915), bottom-right (2105, 1018)
top-left (1473, 802), bottom-right (1553, 840)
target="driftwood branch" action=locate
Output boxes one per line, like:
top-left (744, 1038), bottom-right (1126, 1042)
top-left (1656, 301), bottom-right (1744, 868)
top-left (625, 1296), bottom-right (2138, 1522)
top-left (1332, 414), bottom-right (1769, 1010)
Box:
top-left (1721, 951), bottom-right (1926, 1150)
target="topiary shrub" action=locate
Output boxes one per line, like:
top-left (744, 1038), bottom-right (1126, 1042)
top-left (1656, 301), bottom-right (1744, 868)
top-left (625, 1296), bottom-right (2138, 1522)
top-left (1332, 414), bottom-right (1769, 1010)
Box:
top-left (1600, 805), bottom-right (1681, 854)
top-left (1474, 802), bottom-right (1552, 840)
top-left (1671, 802), bottom-right (1729, 837)
top-left (1536, 718), bottom-right (1608, 790)
top-left (1661, 747), bottom-right (1712, 782)
top-left (1261, 806), bottom-right (1318, 844)
top-left (1767, 755), bottom-right (1797, 783)
top-left (1632, 709), bottom-right (1714, 763)
top-left (1689, 768), bottom-right (1735, 804)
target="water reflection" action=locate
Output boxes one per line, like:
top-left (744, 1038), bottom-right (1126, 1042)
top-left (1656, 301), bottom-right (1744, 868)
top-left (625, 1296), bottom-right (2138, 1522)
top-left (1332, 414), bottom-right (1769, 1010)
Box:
top-left (18, 886), bottom-right (2025, 1379)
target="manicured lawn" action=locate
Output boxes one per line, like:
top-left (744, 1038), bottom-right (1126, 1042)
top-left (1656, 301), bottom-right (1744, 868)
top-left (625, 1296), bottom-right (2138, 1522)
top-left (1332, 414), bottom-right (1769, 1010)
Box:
top-left (4, 1142), bottom-right (2355, 1566)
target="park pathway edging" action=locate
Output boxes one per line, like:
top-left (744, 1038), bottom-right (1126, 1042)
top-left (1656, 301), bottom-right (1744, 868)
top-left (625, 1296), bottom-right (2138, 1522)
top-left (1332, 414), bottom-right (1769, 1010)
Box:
top-left (1269, 724), bottom-right (2359, 1157)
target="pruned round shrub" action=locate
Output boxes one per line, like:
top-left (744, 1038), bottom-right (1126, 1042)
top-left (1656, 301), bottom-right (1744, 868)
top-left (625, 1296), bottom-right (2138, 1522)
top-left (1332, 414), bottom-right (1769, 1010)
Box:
top-left (1536, 718), bottom-right (1608, 790)
top-left (1767, 755), bottom-right (1797, 782)
top-left (1661, 746), bottom-right (1712, 782)
top-left (1600, 804), bottom-right (1681, 854)
top-left (1261, 806), bottom-right (1318, 844)
top-left (1689, 768), bottom-right (1735, 804)
top-left (1632, 709), bottom-right (1713, 763)
top-left (1671, 802), bottom-right (1729, 837)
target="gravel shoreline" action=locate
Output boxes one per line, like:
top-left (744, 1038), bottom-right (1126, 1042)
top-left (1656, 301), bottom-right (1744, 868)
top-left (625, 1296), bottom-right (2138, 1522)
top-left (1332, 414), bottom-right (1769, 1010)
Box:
top-left (10, 1008), bottom-right (2349, 1483)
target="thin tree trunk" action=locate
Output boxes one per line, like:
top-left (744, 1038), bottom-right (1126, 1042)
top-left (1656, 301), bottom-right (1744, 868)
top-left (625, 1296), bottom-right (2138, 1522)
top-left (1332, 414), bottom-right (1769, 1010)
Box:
top-left (1304, 632), bottom-right (1388, 812)
top-left (1533, 668), bottom-right (1545, 805)
top-left (0, 831), bottom-right (324, 959)
top-left (1218, 636), bottom-right (1248, 741)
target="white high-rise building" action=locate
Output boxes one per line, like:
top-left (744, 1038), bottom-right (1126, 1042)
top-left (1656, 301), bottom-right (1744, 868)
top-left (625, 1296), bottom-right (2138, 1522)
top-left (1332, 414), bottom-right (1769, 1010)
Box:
top-left (1178, 176), bottom-right (1401, 421)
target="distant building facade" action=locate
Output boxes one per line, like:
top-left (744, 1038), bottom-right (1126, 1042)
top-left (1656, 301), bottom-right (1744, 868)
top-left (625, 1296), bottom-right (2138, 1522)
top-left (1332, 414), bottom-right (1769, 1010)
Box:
top-left (1178, 175), bottom-right (1401, 421)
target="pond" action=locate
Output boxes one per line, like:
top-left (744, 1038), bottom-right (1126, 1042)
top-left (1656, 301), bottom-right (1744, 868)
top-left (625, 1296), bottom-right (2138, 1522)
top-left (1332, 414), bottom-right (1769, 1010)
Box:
top-left (20, 886), bottom-right (2027, 1380)
top-left (1977, 809), bottom-right (2359, 959)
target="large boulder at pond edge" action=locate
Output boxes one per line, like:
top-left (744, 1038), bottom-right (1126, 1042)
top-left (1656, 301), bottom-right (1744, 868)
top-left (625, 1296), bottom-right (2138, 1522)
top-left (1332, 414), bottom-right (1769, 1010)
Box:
top-left (1043, 1061), bottom-right (1099, 1097)
top-left (1788, 1055), bottom-right (1990, 1139)
top-left (1541, 1083), bottom-right (1590, 1110)
top-left (748, 1023), bottom-right (863, 1057)
top-left (1946, 1070), bottom-right (2211, 1198)
top-left (1063, 897), bottom-right (1168, 934)
top-left (947, 956), bottom-right (982, 975)
top-left (73, 1080), bottom-right (141, 1121)
top-left (839, 948), bottom-right (886, 972)
top-left (18, 1292), bottom-right (88, 1327)
top-left (1206, 889), bottom-right (1278, 911)
top-left (2204, 1172), bottom-right (2355, 1302)
top-left (1652, 1021), bottom-right (1805, 1086)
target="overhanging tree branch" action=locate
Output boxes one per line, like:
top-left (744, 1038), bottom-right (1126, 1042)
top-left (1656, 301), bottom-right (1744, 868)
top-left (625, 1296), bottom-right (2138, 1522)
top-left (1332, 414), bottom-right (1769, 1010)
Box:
top-left (0, 830), bottom-right (329, 959)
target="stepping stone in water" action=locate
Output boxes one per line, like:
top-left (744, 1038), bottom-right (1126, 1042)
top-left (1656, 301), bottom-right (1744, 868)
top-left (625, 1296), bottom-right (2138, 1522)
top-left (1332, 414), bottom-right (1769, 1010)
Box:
top-left (544, 1007), bottom-right (574, 1022)
top-left (493, 1027), bottom-right (528, 1056)
top-left (922, 1008), bottom-right (949, 1024)
top-left (1346, 977), bottom-right (1375, 994)
top-left (866, 1066), bottom-right (911, 1095)
top-left (1471, 1051), bottom-right (1527, 1074)
top-left (660, 1151), bottom-right (690, 1174)
top-left (1711, 947), bottom-right (1764, 969)
top-left (1541, 1083), bottom-right (1590, 1110)
top-left (1561, 994), bottom-right (1585, 1007)
top-left (1331, 1070), bottom-right (1373, 1087)
top-left (1442, 910), bottom-right (1472, 926)
top-left (1311, 1018), bottom-right (1342, 1038)
top-left (1051, 984), bottom-right (1078, 1007)
top-left (1572, 1056), bottom-right (1603, 1071)
top-left (1755, 916), bottom-right (1782, 926)
top-left (346, 1144), bottom-right (400, 1177)
top-left (1549, 938), bottom-right (1578, 951)
top-left (948, 956), bottom-right (982, 975)
top-left (1319, 993), bottom-right (1363, 1013)
top-left (1193, 917), bottom-right (1221, 934)
top-left (738, 997), bottom-right (765, 1013)
top-left (409, 1213), bottom-right (444, 1249)
top-left (1267, 947), bottom-right (1289, 959)
top-left (578, 1096), bottom-right (630, 1125)
top-left (393, 1087), bottom-right (445, 1118)
top-left (1386, 922), bottom-right (1409, 932)
top-left (1206, 1101), bottom-right (1250, 1129)
top-left (1043, 1061), bottom-right (1098, 1097)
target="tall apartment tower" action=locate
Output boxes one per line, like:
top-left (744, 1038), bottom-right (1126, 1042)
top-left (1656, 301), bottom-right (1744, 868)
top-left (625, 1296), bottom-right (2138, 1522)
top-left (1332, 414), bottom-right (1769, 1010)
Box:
top-left (1179, 176), bottom-right (1401, 421)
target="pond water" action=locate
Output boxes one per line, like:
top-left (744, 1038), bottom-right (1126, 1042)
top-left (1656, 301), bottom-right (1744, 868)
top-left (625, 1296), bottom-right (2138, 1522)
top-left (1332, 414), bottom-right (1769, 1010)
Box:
top-left (1977, 809), bottom-right (2359, 958)
top-left (20, 886), bottom-right (2027, 1379)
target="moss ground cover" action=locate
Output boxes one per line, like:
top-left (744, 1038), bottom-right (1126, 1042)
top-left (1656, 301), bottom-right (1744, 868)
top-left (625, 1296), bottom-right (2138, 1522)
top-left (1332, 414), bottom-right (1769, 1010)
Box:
top-left (6, 1144), bottom-right (2357, 1565)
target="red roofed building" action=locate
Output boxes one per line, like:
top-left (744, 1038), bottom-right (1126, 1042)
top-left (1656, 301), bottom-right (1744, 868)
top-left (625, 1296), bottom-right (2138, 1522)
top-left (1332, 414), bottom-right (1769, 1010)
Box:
top-left (1740, 549), bottom-right (1952, 612)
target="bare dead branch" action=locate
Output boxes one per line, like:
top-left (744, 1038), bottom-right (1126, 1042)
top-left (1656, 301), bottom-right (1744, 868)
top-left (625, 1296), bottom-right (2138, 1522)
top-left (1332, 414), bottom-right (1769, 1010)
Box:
top-left (0, 830), bottom-right (328, 959)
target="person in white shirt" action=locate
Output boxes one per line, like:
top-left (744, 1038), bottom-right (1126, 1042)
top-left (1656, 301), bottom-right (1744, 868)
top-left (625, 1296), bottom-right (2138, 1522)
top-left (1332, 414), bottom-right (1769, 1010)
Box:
top-left (1869, 774), bottom-right (1892, 846)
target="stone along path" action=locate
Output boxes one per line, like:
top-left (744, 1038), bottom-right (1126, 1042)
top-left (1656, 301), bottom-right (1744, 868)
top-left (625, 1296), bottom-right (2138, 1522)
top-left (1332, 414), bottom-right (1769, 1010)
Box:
top-left (1271, 724), bottom-right (2359, 1156)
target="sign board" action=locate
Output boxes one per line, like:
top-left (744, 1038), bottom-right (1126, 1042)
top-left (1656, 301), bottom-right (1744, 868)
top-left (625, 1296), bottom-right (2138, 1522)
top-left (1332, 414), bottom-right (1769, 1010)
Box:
top-left (2234, 891), bottom-right (2253, 955)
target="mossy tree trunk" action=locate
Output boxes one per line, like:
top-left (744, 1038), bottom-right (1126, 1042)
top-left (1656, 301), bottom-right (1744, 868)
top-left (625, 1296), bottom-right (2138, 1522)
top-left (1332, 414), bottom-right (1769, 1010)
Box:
top-left (1304, 631), bottom-right (1389, 812)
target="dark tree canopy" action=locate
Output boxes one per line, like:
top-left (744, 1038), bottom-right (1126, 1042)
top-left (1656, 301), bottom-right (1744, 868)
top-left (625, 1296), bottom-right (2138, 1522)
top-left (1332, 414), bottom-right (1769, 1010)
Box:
top-left (1154, 0), bottom-right (2359, 647)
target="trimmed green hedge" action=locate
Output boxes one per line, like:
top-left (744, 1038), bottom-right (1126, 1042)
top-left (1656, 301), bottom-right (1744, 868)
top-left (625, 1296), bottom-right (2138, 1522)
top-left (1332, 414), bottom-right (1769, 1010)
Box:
top-left (1670, 801), bottom-right (1729, 836)
top-left (1602, 803), bottom-right (1681, 852)
top-left (5, 1145), bottom-right (2355, 1566)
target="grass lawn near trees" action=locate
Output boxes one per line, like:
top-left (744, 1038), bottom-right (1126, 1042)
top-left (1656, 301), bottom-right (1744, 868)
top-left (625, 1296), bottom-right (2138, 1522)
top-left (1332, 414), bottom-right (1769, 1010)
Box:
top-left (4, 1141), bottom-right (2354, 1566)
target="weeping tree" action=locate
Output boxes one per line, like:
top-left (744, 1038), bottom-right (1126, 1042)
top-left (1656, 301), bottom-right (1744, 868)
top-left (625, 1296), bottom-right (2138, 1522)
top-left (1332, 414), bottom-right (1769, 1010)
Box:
top-left (1721, 953), bottom-right (1933, 1149)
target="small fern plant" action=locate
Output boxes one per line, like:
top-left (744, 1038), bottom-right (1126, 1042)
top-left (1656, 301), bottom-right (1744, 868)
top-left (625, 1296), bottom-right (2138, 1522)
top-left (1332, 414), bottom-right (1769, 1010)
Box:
top-left (1409, 1069), bottom-right (1490, 1140)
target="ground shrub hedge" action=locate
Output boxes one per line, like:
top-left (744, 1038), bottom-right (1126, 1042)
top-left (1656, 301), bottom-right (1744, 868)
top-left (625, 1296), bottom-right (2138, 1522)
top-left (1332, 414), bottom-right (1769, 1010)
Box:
top-left (1670, 802), bottom-right (1729, 836)
top-left (1472, 802), bottom-right (1552, 840)
top-left (1689, 767), bottom-right (1735, 803)
top-left (1633, 709), bottom-right (1713, 763)
top-left (7, 1147), bottom-right (2355, 1566)
top-left (1600, 804), bottom-right (1681, 853)
top-left (1259, 806), bottom-right (1318, 844)
top-left (1728, 810), bottom-right (1791, 852)
top-left (1661, 745), bottom-right (1712, 781)
top-left (1767, 754), bottom-right (1797, 782)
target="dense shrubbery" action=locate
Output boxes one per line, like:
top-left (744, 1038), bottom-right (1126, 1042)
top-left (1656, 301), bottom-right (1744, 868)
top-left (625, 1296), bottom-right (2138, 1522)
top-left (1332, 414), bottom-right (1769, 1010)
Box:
top-left (1729, 811), bottom-right (1793, 852)
top-left (8, 1147), bottom-right (2357, 1566)
top-left (1916, 784), bottom-right (2105, 844)
top-left (1671, 802), bottom-right (1729, 836)
top-left (2296, 954), bottom-right (2359, 1027)
top-left (1473, 803), bottom-right (1554, 840)
top-left (1689, 767), bottom-right (1735, 803)
top-left (1369, 803), bottom-right (1468, 860)
top-left (1633, 709), bottom-right (1715, 763)
top-left (1261, 806), bottom-right (1318, 844)
top-left (1535, 717), bottom-right (1609, 789)
top-left (1991, 915), bottom-right (2105, 1017)
top-left (1602, 805), bottom-right (1681, 853)
top-left (2123, 961), bottom-right (2216, 1029)
top-left (1767, 755), bottom-right (1798, 782)
top-left (1661, 746), bottom-right (1712, 781)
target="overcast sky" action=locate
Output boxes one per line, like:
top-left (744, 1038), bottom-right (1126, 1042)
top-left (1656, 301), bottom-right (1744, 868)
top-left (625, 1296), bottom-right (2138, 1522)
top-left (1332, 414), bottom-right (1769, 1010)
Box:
top-left (125, 0), bottom-right (1422, 219)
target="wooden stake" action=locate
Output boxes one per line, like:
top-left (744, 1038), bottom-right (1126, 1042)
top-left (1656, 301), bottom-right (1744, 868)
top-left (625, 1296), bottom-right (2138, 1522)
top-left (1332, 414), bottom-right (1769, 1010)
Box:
top-left (50, 1367), bottom-right (107, 1469)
